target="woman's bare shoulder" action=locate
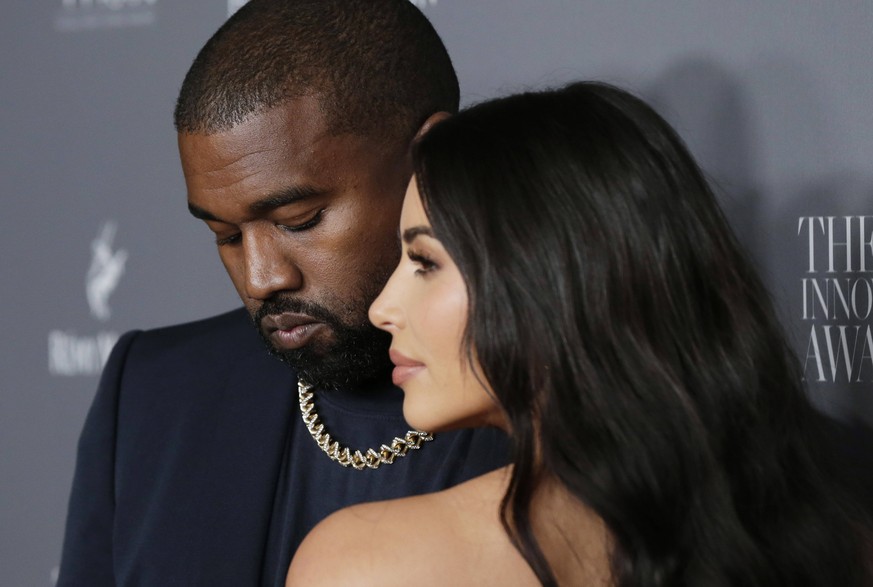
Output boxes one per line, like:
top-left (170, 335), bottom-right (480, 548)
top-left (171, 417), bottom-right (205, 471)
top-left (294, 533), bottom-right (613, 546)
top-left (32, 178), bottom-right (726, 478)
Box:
top-left (285, 498), bottom-right (414, 587)
top-left (286, 490), bottom-right (467, 587)
top-left (285, 467), bottom-right (535, 587)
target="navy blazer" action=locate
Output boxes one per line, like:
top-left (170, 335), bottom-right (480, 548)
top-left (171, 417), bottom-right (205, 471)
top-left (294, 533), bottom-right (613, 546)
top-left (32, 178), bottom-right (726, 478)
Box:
top-left (57, 308), bottom-right (508, 586)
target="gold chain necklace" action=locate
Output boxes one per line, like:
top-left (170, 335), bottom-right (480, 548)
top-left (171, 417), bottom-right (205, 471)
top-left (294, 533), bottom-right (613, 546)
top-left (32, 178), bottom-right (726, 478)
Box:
top-left (297, 379), bottom-right (434, 470)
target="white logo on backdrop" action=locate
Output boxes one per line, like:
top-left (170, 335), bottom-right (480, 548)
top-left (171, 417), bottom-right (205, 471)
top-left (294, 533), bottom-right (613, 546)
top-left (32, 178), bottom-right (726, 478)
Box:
top-left (798, 215), bottom-right (873, 384)
top-left (55, 0), bottom-right (157, 32)
top-left (48, 221), bottom-right (123, 376)
top-left (87, 221), bottom-right (128, 321)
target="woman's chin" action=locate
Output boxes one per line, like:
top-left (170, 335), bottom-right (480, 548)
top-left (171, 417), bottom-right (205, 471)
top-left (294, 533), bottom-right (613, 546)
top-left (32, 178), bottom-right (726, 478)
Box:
top-left (403, 407), bottom-right (450, 434)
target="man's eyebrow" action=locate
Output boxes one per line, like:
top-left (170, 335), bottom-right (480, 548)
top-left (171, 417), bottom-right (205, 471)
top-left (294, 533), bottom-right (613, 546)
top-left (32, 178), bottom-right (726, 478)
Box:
top-left (187, 185), bottom-right (325, 223)
top-left (402, 225), bottom-right (434, 243)
top-left (188, 202), bottom-right (219, 222)
top-left (250, 184), bottom-right (324, 214)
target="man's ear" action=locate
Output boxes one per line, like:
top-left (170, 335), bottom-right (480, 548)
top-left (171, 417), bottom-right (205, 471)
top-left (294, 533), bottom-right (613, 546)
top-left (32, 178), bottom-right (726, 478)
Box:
top-left (414, 111), bottom-right (452, 142)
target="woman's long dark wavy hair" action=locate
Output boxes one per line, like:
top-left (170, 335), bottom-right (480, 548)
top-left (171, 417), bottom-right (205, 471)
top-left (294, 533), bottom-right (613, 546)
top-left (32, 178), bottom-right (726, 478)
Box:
top-left (412, 82), bottom-right (871, 586)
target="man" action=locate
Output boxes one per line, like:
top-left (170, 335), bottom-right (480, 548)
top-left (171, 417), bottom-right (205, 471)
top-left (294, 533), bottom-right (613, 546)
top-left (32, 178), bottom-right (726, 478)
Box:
top-left (57, 1), bottom-right (506, 585)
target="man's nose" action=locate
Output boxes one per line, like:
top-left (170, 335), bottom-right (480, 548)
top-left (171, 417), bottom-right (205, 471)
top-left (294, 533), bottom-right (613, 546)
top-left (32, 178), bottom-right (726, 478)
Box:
top-left (242, 227), bottom-right (303, 300)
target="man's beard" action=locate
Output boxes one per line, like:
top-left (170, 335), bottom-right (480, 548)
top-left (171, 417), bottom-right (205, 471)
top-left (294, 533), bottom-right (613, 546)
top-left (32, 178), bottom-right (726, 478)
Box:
top-left (251, 294), bottom-right (392, 390)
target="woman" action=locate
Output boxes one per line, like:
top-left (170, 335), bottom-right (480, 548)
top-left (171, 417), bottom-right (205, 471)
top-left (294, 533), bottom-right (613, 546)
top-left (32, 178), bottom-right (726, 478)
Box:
top-left (287, 82), bottom-right (871, 586)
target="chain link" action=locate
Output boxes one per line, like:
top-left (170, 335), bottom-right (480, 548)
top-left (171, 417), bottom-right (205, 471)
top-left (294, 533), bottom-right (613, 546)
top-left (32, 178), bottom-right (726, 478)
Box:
top-left (298, 380), bottom-right (434, 470)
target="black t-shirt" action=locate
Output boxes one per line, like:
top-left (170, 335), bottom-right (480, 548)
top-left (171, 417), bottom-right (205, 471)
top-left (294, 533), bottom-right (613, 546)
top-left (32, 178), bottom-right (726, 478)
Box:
top-left (260, 383), bottom-right (509, 586)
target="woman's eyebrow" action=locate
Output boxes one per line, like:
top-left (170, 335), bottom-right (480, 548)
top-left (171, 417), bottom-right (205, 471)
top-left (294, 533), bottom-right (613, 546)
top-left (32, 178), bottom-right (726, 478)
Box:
top-left (402, 225), bottom-right (434, 244)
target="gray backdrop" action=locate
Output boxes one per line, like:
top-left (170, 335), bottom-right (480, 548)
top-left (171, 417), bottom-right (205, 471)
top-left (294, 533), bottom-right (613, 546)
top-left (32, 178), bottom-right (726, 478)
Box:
top-left (2, 1), bottom-right (871, 584)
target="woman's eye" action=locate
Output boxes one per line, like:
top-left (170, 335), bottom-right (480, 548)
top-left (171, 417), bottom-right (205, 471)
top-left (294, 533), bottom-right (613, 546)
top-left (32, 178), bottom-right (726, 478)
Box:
top-left (408, 251), bottom-right (439, 275)
top-left (279, 208), bottom-right (324, 232)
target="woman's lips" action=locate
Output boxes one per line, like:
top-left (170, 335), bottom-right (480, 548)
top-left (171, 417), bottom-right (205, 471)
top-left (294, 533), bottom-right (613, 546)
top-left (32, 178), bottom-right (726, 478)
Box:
top-left (389, 349), bottom-right (425, 387)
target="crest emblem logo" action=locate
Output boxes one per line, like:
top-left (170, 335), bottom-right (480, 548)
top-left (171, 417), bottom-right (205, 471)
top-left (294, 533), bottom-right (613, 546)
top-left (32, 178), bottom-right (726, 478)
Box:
top-left (86, 221), bottom-right (128, 322)
top-left (48, 221), bottom-right (124, 376)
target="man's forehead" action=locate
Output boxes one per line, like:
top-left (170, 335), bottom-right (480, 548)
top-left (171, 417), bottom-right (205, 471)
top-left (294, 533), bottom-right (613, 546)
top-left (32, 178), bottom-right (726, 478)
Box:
top-left (180, 102), bottom-right (411, 212)
top-left (180, 98), bottom-right (327, 158)
top-left (179, 129), bottom-right (286, 178)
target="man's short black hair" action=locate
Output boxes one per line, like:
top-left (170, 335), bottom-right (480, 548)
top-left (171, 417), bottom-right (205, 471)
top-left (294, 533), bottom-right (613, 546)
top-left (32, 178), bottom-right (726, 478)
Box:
top-left (174, 0), bottom-right (459, 142)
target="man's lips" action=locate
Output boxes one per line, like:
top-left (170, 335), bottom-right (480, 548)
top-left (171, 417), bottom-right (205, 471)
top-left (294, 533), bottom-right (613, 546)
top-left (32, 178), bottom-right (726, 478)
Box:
top-left (261, 313), bottom-right (326, 350)
top-left (389, 348), bottom-right (425, 387)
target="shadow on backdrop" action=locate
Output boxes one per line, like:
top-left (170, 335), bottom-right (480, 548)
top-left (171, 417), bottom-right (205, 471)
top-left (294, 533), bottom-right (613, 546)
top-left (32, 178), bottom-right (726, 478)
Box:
top-left (642, 56), bottom-right (873, 517)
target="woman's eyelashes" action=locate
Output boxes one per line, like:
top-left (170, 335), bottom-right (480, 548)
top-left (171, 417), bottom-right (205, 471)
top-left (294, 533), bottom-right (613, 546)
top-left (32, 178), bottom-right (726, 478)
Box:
top-left (407, 249), bottom-right (439, 276)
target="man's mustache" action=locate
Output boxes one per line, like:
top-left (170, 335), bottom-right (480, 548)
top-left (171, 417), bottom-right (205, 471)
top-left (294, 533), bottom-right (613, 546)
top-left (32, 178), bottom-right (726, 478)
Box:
top-left (252, 296), bottom-right (343, 329)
